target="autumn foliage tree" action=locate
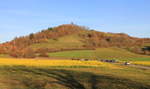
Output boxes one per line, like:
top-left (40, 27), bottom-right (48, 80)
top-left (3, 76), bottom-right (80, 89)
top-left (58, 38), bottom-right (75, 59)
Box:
top-left (22, 48), bottom-right (35, 58)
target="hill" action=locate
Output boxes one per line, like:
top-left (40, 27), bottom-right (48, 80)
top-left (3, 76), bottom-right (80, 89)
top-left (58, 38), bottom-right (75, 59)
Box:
top-left (0, 24), bottom-right (150, 58)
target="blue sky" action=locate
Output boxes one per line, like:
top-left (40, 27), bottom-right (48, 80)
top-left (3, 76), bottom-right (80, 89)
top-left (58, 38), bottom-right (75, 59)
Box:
top-left (0, 0), bottom-right (150, 43)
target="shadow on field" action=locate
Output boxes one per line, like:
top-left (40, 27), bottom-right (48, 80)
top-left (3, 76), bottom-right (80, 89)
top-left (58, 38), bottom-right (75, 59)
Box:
top-left (3, 66), bottom-right (150, 89)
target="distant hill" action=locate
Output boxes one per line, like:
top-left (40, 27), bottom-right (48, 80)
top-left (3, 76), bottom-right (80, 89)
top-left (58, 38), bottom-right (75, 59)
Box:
top-left (0, 24), bottom-right (150, 58)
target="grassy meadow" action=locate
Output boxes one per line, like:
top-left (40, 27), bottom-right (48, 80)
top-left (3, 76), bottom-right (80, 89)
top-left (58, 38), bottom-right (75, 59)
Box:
top-left (48, 48), bottom-right (150, 61)
top-left (0, 58), bottom-right (149, 89)
top-left (48, 50), bottom-right (95, 59)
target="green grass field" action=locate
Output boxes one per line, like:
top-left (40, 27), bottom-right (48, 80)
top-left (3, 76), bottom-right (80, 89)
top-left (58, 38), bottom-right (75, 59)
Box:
top-left (48, 48), bottom-right (150, 61)
top-left (48, 50), bottom-right (95, 59)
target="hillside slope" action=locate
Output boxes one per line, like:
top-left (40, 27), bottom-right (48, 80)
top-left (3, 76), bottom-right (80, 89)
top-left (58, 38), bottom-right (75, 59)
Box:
top-left (0, 24), bottom-right (150, 58)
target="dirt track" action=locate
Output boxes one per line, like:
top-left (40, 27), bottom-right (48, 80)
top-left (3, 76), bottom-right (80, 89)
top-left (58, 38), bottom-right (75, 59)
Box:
top-left (128, 64), bottom-right (150, 70)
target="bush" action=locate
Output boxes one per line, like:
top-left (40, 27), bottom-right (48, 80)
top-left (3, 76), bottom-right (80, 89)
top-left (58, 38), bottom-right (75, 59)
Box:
top-left (9, 51), bottom-right (22, 58)
top-left (38, 52), bottom-right (49, 57)
top-left (22, 48), bottom-right (36, 58)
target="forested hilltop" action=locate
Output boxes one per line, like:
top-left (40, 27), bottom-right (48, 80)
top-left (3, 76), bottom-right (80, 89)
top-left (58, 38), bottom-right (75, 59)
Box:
top-left (0, 24), bottom-right (150, 58)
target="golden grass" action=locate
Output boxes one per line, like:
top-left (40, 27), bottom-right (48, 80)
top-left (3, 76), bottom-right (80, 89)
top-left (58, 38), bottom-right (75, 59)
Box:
top-left (0, 58), bottom-right (105, 67)
top-left (133, 61), bottom-right (150, 66)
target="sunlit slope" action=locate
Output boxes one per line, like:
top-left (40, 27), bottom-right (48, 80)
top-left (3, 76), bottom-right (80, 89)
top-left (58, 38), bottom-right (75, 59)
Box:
top-left (30, 34), bottom-right (85, 50)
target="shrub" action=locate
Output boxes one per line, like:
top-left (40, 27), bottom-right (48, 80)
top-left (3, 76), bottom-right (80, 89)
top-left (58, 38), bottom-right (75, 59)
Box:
top-left (38, 52), bottom-right (49, 57)
top-left (22, 48), bottom-right (36, 58)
